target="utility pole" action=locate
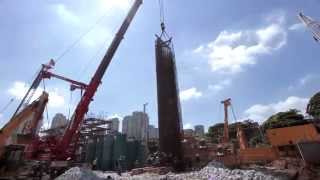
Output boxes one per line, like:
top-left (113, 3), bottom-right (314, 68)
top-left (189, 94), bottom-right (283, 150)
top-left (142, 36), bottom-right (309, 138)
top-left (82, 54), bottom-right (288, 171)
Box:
top-left (221, 98), bottom-right (231, 144)
top-left (143, 102), bottom-right (149, 142)
top-left (143, 102), bottom-right (149, 160)
top-left (143, 103), bottom-right (148, 114)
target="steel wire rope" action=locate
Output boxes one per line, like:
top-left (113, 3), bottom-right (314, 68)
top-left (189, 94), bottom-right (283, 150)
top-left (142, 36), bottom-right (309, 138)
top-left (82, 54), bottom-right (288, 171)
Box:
top-left (0, 98), bottom-right (14, 114)
top-left (75, 31), bottom-right (116, 82)
top-left (42, 79), bottom-right (50, 129)
top-left (54, 10), bottom-right (112, 63)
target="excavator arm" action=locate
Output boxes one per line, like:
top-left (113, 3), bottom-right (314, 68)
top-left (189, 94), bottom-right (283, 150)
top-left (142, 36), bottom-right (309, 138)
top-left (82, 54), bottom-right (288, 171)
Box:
top-left (0, 92), bottom-right (48, 159)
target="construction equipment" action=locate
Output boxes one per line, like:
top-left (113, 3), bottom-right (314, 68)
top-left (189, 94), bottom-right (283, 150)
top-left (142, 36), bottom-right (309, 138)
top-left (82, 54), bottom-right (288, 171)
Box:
top-left (236, 125), bottom-right (248, 150)
top-left (221, 98), bottom-right (231, 144)
top-left (298, 12), bottom-right (320, 42)
top-left (0, 92), bottom-right (48, 159)
top-left (27, 0), bottom-right (143, 161)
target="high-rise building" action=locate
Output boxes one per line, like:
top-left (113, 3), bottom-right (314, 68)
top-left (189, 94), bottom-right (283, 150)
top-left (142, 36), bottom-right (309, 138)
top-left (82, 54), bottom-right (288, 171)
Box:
top-left (122, 111), bottom-right (148, 141)
top-left (183, 129), bottom-right (194, 137)
top-left (148, 125), bottom-right (159, 139)
top-left (109, 118), bottom-right (120, 132)
top-left (194, 125), bottom-right (205, 137)
top-left (51, 113), bottom-right (68, 129)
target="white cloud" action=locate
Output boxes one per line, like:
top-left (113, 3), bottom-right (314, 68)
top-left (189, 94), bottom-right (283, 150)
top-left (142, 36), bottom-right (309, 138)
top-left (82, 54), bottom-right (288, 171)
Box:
top-left (184, 123), bottom-right (193, 129)
top-left (98, 0), bottom-right (132, 12)
top-left (52, 2), bottom-right (121, 48)
top-left (193, 15), bottom-right (287, 74)
top-left (7, 81), bottom-right (65, 108)
top-left (108, 113), bottom-right (122, 119)
top-left (208, 79), bottom-right (232, 92)
top-left (48, 89), bottom-right (65, 108)
top-left (81, 27), bottom-right (112, 48)
top-left (54, 4), bottom-right (80, 25)
top-left (299, 74), bottom-right (316, 85)
top-left (8, 81), bottom-right (29, 99)
top-left (244, 96), bottom-right (309, 124)
top-left (289, 23), bottom-right (305, 31)
top-left (288, 74), bottom-right (318, 90)
top-left (180, 87), bottom-right (202, 101)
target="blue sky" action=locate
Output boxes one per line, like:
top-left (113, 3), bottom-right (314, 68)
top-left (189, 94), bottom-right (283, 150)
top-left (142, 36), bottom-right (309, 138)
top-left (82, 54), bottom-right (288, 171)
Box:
top-left (1, 0), bottom-right (320, 132)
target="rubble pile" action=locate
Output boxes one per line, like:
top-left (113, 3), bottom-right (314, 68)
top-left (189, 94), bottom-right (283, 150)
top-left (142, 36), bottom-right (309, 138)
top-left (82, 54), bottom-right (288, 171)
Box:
top-left (56, 161), bottom-right (290, 180)
top-left (55, 167), bottom-right (103, 180)
top-left (165, 162), bottom-right (285, 180)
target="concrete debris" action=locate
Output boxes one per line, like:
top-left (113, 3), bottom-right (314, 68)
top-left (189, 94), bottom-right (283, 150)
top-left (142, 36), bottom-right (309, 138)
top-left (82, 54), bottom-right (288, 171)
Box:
top-left (56, 161), bottom-right (289, 180)
top-left (55, 167), bottom-right (103, 180)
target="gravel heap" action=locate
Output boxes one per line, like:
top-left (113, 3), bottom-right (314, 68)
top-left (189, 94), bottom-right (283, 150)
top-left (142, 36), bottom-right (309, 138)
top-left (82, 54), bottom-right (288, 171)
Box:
top-left (166, 166), bottom-right (281, 180)
top-left (56, 162), bottom-right (289, 180)
top-left (55, 167), bottom-right (103, 180)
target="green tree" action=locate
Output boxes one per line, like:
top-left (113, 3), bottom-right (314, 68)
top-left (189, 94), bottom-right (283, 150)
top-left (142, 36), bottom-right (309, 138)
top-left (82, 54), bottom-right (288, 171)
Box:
top-left (307, 92), bottom-right (320, 118)
top-left (206, 120), bottom-right (261, 145)
top-left (206, 123), bottom-right (224, 143)
top-left (261, 109), bottom-right (305, 131)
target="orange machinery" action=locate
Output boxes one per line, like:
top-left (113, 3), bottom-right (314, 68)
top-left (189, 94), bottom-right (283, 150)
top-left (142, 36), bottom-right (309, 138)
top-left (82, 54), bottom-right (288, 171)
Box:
top-left (0, 92), bottom-right (48, 159)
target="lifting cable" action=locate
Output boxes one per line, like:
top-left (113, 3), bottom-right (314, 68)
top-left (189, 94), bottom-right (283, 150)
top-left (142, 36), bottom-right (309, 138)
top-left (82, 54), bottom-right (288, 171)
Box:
top-left (68, 90), bottom-right (73, 120)
top-left (158, 0), bottom-right (165, 25)
top-left (230, 104), bottom-right (238, 123)
top-left (0, 98), bottom-right (14, 114)
top-left (76, 34), bottom-right (113, 81)
top-left (218, 101), bottom-right (222, 123)
top-left (158, 0), bottom-right (170, 39)
top-left (42, 79), bottom-right (50, 129)
top-left (54, 10), bottom-right (112, 64)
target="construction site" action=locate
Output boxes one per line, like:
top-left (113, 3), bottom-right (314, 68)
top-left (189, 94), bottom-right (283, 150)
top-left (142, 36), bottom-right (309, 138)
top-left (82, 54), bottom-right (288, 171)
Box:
top-left (1, 0), bottom-right (320, 179)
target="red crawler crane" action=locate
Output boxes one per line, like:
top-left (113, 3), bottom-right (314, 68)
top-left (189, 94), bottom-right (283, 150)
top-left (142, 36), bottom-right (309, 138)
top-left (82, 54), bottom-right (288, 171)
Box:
top-left (27, 0), bottom-right (143, 160)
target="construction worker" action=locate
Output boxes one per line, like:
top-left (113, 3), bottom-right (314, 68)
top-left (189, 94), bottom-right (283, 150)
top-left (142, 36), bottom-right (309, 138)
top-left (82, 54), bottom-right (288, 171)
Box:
top-left (195, 153), bottom-right (200, 169)
top-left (92, 158), bottom-right (97, 170)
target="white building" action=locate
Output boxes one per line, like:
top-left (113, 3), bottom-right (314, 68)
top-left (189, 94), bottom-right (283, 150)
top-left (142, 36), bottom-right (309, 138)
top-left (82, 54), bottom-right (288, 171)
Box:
top-left (148, 125), bottom-right (159, 139)
top-left (51, 113), bottom-right (68, 129)
top-left (108, 118), bottom-right (120, 132)
top-left (194, 125), bottom-right (205, 137)
top-left (122, 111), bottom-right (149, 141)
top-left (183, 129), bottom-right (194, 137)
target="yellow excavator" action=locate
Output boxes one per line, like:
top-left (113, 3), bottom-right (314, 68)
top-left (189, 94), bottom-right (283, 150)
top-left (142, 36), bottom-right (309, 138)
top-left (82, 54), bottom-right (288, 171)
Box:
top-left (0, 92), bottom-right (48, 160)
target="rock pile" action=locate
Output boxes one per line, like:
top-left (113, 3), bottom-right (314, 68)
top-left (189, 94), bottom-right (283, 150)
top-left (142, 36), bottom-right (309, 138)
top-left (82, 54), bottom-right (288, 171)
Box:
top-left (165, 164), bottom-right (285, 180)
top-left (55, 167), bottom-right (103, 180)
top-left (56, 161), bottom-right (289, 180)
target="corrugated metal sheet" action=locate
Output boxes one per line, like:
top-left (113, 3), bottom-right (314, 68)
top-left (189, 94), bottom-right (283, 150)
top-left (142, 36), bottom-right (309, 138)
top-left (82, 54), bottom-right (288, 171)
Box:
top-left (297, 141), bottom-right (320, 164)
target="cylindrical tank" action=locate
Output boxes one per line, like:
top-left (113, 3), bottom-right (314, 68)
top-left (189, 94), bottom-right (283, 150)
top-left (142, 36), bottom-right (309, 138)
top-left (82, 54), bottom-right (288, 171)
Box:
top-left (95, 135), bottom-right (104, 169)
top-left (101, 135), bottom-right (114, 171)
top-left (85, 137), bottom-right (97, 164)
top-left (113, 134), bottom-right (128, 170)
top-left (155, 37), bottom-right (184, 170)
